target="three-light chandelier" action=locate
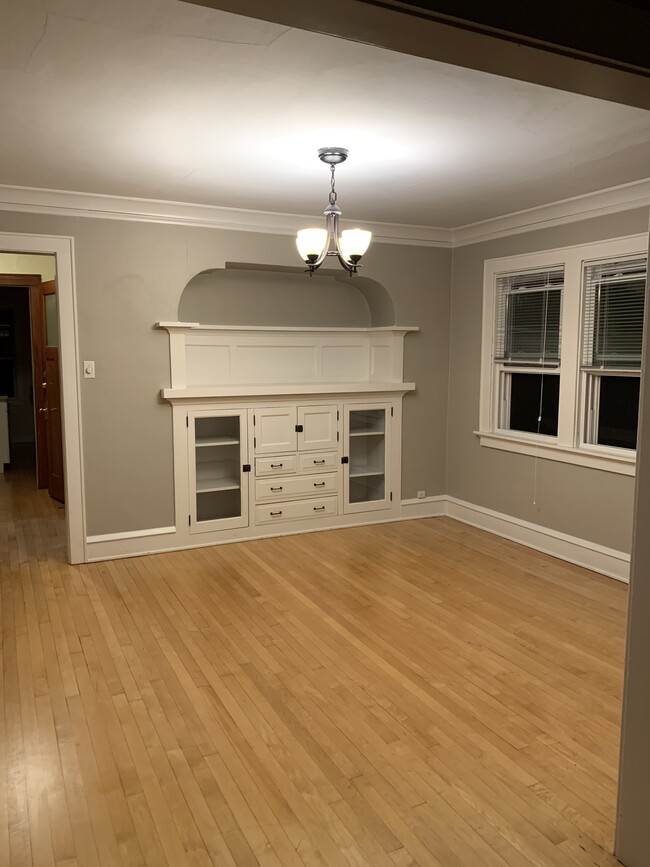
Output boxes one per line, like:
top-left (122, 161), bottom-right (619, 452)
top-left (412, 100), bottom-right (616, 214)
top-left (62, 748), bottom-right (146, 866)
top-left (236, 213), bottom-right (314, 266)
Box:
top-left (296, 147), bottom-right (372, 276)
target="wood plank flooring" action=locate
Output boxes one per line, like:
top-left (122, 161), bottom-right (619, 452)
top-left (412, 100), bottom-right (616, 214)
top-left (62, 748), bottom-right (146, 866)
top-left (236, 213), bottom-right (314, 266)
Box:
top-left (1, 454), bottom-right (628, 866)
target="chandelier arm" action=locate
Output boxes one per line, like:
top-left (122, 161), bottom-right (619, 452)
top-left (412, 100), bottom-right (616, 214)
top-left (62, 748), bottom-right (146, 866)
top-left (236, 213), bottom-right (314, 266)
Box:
top-left (330, 212), bottom-right (356, 273)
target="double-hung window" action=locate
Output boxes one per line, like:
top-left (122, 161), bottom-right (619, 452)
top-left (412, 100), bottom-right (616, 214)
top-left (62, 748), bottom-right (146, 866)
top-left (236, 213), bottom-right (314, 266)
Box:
top-left (479, 235), bottom-right (648, 475)
top-left (493, 266), bottom-right (563, 438)
top-left (581, 255), bottom-right (647, 451)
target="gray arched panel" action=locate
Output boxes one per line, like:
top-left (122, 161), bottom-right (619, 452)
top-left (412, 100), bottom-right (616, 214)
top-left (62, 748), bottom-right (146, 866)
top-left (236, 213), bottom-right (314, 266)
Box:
top-left (177, 265), bottom-right (395, 327)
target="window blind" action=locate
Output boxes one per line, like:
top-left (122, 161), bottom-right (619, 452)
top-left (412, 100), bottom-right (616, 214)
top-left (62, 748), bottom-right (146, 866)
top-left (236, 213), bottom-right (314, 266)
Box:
top-left (494, 266), bottom-right (563, 365)
top-left (582, 255), bottom-right (647, 370)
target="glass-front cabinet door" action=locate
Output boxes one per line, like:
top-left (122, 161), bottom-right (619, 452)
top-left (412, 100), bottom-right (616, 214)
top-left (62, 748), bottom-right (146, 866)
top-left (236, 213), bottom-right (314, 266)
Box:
top-left (188, 410), bottom-right (249, 533)
top-left (343, 403), bottom-right (391, 514)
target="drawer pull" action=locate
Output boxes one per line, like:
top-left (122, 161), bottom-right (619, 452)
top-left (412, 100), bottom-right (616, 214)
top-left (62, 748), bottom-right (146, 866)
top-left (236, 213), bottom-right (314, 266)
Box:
top-left (313, 505), bottom-right (326, 512)
top-left (313, 481), bottom-right (326, 487)
top-left (313, 459), bottom-right (326, 464)
top-left (270, 510), bottom-right (283, 517)
top-left (270, 463), bottom-right (283, 468)
top-left (270, 486), bottom-right (283, 491)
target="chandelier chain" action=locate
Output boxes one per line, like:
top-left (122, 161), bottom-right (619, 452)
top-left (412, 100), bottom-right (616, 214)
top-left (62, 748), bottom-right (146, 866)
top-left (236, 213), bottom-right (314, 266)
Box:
top-left (329, 165), bottom-right (337, 205)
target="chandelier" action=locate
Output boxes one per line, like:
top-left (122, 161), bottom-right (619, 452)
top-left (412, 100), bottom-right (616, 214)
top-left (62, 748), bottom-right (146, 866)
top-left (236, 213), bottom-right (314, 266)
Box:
top-left (296, 147), bottom-right (372, 276)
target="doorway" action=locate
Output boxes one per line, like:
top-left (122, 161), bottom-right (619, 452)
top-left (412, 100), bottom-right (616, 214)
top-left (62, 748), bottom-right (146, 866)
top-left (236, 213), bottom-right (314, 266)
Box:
top-left (0, 233), bottom-right (84, 563)
top-left (0, 263), bottom-right (64, 506)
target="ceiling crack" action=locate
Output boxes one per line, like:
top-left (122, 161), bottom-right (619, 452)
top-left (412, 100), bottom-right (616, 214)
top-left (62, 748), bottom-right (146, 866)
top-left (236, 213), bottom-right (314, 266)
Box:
top-left (26, 11), bottom-right (49, 66)
top-left (34, 10), bottom-right (291, 48)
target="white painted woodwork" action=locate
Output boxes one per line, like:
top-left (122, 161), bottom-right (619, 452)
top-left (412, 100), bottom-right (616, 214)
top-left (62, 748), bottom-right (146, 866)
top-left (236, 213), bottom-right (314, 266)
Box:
top-left (159, 323), bottom-right (413, 555)
top-left (157, 323), bottom-right (418, 393)
top-left (255, 454), bottom-right (298, 476)
top-left (255, 473), bottom-right (338, 503)
top-left (255, 496), bottom-right (338, 525)
top-left (254, 406), bottom-right (296, 455)
top-left (298, 405), bottom-right (338, 452)
top-left (297, 451), bottom-right (338, 474)
top-left (187, 408), bottom-right (249, 534)
top-left (344, 404), bottom-right (392, 514)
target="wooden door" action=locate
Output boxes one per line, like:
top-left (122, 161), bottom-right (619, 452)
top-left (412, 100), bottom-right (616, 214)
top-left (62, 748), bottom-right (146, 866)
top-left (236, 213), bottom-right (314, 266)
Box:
top-left (41, 281), bottom-right (64, 502)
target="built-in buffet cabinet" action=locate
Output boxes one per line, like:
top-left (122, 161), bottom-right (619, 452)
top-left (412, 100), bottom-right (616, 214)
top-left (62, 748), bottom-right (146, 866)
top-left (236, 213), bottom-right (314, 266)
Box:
top-left (158, 323), bottom-right (417, 550)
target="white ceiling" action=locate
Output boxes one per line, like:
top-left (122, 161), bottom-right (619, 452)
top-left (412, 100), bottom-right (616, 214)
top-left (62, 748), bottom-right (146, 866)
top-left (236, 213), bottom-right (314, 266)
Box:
top-left (1, 0), bottom-right (649, 228)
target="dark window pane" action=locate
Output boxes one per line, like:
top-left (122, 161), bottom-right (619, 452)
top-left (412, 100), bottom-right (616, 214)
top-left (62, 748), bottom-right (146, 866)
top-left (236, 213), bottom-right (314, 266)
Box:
top-left (509, 373), bottom-right (559, 436)
top-left (505, 289), bottom-right (561, 362)
top-left (597, 376), bottom-right (639, 449)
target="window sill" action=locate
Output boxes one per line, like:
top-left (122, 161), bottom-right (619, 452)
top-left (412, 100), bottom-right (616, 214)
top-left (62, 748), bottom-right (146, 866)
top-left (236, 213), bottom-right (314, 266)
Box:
top-left (475, 431), bottom-right (636, 476)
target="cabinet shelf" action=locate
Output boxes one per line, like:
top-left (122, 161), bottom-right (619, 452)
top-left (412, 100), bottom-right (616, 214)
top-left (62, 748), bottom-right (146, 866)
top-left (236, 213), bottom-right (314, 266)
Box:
top-left (196, 437), bottom-right (239, 447)
top-left (349, 468), bottom-right (385, 478)
top-left (349, 430), bottom-right (385, 437)
top-left (196, 477), bottom-right (240, 493)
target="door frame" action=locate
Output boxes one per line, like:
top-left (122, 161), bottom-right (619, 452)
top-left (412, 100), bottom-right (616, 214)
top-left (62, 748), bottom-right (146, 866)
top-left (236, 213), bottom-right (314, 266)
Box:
top-left (0, 232), bottom-right (85, 563)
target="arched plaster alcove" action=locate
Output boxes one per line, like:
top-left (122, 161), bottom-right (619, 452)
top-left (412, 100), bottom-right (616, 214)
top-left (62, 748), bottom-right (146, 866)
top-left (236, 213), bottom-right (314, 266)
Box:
top-left (177, 265), bottom-right (395, 327)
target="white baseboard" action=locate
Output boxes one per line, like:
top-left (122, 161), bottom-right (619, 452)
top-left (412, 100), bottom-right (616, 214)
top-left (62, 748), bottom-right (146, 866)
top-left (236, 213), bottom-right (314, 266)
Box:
top-left (400, 495), bottom-right (447, 519)
top-left (85, 509), bottom-right (425, 563)
top-left (84, 498), bottom-right (630, 583)
top-left (86, 526), bottom-right (177, 560)
top-left (445, 497), bottom-right (630, 583)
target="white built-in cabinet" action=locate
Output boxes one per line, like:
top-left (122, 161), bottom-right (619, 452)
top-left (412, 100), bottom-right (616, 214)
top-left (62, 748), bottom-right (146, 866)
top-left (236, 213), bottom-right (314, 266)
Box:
top-left (158, 323), bottom-right (417, 550)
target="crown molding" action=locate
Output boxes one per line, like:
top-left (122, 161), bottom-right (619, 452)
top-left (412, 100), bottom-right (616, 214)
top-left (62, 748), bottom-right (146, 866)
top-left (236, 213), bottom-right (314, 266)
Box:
top-left (0, 184), bottom-right (452, 248)
top-left (452, 178), bottom-right (650, 246)
top-left (0, 179), bottom-right (648, 250)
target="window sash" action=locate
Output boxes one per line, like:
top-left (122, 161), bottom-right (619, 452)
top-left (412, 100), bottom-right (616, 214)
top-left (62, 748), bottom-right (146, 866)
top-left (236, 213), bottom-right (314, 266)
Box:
top-left (494, 267), bottom-right (563, 366)
top-left (496, 367), bottom-right (560, 438)
top-left (581, 256), bottom-right (647, 370)
top-left (582, 370), bottom-right (640, 451)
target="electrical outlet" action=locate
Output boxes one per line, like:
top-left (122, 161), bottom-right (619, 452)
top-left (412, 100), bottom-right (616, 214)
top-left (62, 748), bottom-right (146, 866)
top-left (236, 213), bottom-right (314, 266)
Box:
top-left (416, 490), bottom-right (426, 499)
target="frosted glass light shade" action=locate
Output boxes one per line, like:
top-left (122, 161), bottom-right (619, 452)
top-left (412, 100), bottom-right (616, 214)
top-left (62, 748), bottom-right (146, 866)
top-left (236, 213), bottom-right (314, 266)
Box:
top-left (296, 228), bottom-right (328, 262)
top-left (339, 229), bottom-right (372, 262)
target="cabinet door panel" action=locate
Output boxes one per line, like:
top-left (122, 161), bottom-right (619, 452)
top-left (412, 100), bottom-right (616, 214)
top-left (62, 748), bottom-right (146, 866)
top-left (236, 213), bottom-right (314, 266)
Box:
top-left (343, 403), bottom-right (391, 514)
top-left (255, 407), bottom-right (296, 454)
top-left (189, 410), bottom-right (249, 534)
top-left (298, 405), bottom-right (338, 451)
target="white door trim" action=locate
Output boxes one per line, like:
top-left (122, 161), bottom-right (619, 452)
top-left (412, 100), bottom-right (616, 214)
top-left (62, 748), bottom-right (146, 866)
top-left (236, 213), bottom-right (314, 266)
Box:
top-left (0, 231), bottom-right (85, 563)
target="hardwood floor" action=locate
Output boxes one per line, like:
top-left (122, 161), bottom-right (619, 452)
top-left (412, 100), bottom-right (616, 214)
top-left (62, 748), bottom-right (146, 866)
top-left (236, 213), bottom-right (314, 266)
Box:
top-left (1, 460), bottom-right (628, 866)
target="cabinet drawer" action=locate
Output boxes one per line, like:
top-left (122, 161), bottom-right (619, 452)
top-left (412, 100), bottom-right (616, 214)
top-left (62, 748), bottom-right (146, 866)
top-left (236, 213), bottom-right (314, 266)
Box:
top-left (298, 451), bottom-right (338, 474)
top-left (256, 473), bottom-right (337, 502)
top-left (255, 496), bottom-right (337, 525)
top-left (255, 454), bottom-right (297, 476)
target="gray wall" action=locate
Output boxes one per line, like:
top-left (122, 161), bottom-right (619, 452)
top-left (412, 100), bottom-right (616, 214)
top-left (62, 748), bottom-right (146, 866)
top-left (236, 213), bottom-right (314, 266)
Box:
top-left (0, 210), bottom-right (451, 536)
top-left (447, 207), bottom-right (650, 554)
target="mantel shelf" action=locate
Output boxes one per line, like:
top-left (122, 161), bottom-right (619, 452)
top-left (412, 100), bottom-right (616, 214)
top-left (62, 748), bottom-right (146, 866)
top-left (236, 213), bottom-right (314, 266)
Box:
top-left (156, 322), bottom-right (419, 334)
top-left (162, 382), bottom-right (416, 401)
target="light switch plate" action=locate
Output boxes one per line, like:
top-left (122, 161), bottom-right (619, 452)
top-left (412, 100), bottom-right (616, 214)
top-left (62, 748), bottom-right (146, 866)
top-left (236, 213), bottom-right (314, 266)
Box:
top-left (83, 360), bottom-right (96, 379)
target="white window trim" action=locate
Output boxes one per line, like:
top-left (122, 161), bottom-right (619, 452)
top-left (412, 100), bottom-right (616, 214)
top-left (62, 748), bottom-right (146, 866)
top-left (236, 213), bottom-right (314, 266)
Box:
top-left (477, 233), bottom-right (648, 476)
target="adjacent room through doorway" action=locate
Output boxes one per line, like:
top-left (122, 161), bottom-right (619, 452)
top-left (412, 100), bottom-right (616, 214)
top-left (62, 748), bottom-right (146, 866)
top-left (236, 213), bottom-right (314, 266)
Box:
top-left (0, 252), bottom-right (65, 535)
